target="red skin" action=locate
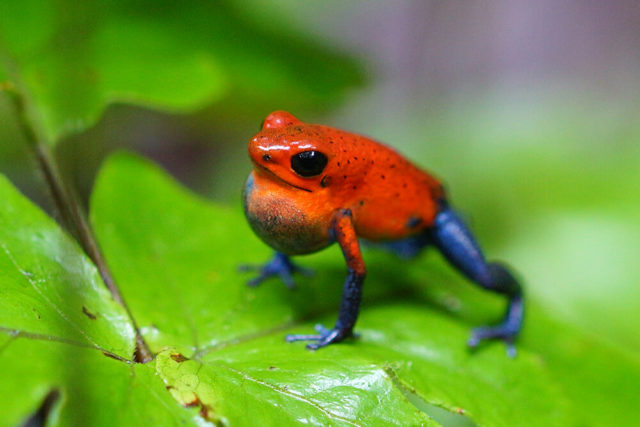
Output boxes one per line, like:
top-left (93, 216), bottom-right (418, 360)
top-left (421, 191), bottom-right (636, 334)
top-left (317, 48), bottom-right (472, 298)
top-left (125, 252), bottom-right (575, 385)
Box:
top-left (244, 111), bottom-right (445, 255)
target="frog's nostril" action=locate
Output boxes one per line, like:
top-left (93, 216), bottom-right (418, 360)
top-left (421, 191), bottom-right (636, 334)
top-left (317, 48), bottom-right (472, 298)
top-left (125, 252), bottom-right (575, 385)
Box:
top-left (262, 154), bottom-right (272, 162)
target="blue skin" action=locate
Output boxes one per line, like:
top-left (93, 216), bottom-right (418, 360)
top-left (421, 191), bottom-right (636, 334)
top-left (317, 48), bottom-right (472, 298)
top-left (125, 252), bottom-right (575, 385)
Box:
top-left (244, 204), bottom-right (524, 356)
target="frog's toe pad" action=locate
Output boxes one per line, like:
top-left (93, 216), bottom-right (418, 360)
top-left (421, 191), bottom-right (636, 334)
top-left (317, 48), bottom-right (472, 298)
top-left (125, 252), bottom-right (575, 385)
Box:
top-left (468, 324), bottom-right (519, 358)
top-left (286, 324), bottom-right (351, 350)
top-left (239, 254), bottom-right (313, 289)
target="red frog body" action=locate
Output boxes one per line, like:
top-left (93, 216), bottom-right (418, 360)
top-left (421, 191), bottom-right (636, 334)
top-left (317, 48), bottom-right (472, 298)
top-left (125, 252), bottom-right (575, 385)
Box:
top-left (243, 111), bottom-right (523, 354)
top-left (244, 111), bottom-right (444, 254)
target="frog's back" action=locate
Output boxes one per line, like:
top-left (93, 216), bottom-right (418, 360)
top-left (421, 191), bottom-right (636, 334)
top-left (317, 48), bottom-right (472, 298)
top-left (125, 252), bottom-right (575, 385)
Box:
top-left (321, 127), bottom-right (445, 241)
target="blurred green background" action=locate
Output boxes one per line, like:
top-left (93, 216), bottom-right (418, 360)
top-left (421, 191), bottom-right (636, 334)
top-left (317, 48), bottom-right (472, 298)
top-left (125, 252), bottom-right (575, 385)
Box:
top-left (1, 0), bottom-right (638, 360)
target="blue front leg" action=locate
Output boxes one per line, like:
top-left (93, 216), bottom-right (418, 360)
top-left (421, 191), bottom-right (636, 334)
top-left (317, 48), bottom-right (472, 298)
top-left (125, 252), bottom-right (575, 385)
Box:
top-left (430, 207), bottom-right (524, 357)
top-left (286, 209), bottom-right (366, 350)
top-left (240, 252), bottom-right (313, 289)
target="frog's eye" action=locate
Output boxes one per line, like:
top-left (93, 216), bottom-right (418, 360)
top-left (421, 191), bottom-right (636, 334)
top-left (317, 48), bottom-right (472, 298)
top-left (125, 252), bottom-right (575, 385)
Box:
top-left (291, 151), bottom-right (328, 177)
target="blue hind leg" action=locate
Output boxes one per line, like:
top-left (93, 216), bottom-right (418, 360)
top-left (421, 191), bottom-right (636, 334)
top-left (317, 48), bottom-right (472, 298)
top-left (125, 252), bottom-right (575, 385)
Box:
top-left (430, 207), bottom-right (524, 357)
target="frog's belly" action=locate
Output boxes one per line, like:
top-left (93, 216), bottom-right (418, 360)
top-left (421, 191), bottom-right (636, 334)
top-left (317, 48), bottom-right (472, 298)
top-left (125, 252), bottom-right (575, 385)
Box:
top-left (243, 175), bottom-right (332, 255)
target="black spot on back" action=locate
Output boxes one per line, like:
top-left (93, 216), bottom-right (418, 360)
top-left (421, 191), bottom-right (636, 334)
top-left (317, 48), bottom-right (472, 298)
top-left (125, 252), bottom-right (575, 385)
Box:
top-left (406, 216), bottom-right (423, 228)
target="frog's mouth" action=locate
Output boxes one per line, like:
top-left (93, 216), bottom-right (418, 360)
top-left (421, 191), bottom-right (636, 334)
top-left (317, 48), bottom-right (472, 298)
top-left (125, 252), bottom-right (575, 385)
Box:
top-left (253, 162), bottom-right (312, 193)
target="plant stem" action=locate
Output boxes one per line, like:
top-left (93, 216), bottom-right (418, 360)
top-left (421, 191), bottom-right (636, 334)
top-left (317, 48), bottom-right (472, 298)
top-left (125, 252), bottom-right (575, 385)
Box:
top-left (4, 85), bottom-right (153, 363)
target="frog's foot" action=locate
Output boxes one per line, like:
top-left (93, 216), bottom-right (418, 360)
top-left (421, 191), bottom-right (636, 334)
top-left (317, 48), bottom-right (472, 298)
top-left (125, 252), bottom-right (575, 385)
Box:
top-left (467, 322), bottom-right (519, 358)
top-left (467, 293), bottom-right (523, 358)
top-left (286, 324), bottom-right (353, 350)
top-left (239, 252), bottom-right (313, 289)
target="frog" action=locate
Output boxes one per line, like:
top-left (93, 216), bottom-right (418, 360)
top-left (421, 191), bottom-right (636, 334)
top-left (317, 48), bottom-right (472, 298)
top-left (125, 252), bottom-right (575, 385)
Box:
top-left (242, 111), bottom-right (523, 356)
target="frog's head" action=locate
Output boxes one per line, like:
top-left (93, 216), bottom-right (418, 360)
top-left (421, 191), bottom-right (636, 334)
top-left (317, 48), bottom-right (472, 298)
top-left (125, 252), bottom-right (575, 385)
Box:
top-left (248, 111), bottom-right (339, 193)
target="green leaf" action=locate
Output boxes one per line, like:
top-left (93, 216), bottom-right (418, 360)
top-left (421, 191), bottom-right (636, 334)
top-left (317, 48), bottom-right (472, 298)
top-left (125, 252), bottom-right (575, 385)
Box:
top-left (155, 348), bottom-right (433, 426)
top-left (0, 174), bottom-right (134, 357)
top-left (0, 339), bottom-right (196, 427)
top-left (89, 152), bottom-right (640, 425)
top-left (0, 0), bottom-right (362, 144)
top-left (0, 173), bottom-right (198, 426)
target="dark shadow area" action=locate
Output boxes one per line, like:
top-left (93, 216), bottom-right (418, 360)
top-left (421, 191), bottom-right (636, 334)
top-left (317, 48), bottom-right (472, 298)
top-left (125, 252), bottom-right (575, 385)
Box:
top-left (22, 389), bottom-right (60, 427)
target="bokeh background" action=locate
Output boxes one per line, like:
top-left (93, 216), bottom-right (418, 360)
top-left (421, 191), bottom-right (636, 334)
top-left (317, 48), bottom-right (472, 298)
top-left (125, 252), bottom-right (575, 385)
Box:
top-left (1, 0), bottom-right (638, 359)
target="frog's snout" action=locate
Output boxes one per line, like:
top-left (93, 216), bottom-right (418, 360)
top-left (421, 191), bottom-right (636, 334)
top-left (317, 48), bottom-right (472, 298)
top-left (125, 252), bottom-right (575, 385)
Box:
top-left (249, 137), bottom-right (272, 167)
top-left (248, 134), bottom-right (291, 170)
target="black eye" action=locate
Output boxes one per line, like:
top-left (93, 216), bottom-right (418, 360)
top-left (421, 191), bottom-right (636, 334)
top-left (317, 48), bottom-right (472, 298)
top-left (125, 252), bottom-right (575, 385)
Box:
top-left (291, 151), bottom-right (328, 177)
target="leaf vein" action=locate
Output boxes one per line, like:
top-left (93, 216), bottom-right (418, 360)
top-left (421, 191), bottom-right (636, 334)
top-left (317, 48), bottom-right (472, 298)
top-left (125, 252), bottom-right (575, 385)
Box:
top-left (220, 364), bottom-right (362, 426)
top-left (1, 243), bottom-right (103, 349)
top-left (0, 327), bottom-right (127, 362)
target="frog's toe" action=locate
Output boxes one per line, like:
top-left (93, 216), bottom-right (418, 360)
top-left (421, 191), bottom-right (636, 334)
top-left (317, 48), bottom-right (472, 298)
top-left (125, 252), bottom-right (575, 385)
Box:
top-left (238, 264), bottom-right (259, 273)
top-left (467, 323), bottom-right (519, 358)
top-left (240, 253), bottom-right (309, 289)
top-left (286, 323), bottom-right (352, 350)
top-left (297, 265), bottom-right (315, 277)
top-left (239, 264), bottom-right (273, 287)
top-left (245, 273), bottom-right (270, 288)
top-left (278, 270), bottom-right (297, 289)
top-left (242, 267), bottom-right (298, 289)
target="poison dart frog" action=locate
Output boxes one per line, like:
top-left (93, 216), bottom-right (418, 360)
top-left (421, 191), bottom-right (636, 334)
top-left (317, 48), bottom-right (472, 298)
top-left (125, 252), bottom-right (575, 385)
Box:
top-left (242, 111), bottom-right (523, 356)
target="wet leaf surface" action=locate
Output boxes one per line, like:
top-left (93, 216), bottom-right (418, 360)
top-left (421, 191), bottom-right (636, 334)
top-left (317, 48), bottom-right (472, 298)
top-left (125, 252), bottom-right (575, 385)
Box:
top-left (1, 153), bottom-right (638, 426)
